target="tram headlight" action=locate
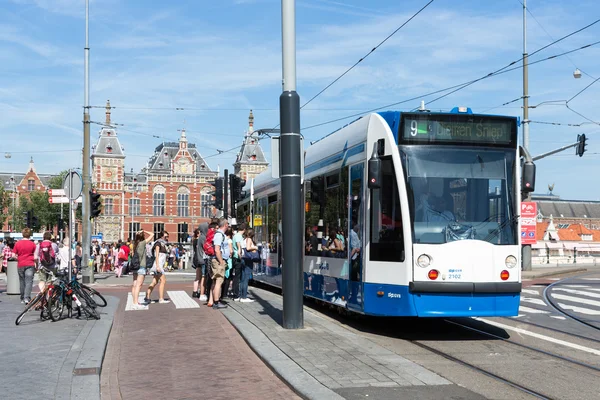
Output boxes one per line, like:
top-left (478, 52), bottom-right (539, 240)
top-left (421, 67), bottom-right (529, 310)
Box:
top-left (505, 255), bottom-right (517, 269)
top-left (417, 254), bottom-right (431, 268)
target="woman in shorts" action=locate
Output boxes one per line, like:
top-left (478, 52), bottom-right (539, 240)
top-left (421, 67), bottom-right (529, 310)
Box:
top-left (131, 231), bottom-right (153, 310)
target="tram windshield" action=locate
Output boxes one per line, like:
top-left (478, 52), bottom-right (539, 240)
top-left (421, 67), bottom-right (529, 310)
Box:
top-left (400, 146), bottom-right (517, 245)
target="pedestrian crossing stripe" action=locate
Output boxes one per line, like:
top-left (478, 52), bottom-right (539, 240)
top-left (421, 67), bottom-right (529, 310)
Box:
top-left (167, 290), bottom-right (199, 309)
top-left (518, 306), bottom-right (549, 314)
top-left (552, 293), bottom-right (600, 308)
top-left (557, 302), bottom-right (600, 315)
top-left (125, 291), bottom-right (199, 311)
top-left (553, 287), bottom-right (600, 299)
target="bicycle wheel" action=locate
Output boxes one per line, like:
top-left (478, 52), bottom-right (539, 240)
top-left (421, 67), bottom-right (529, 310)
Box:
top-left (80, 285), bottom-right (107, 307)
top-left (48, 287), bottom-right (65, 322)
top-left (15, 293), bottom-right (44, 326)
top-left (75, 288), bottom-right (100, 320)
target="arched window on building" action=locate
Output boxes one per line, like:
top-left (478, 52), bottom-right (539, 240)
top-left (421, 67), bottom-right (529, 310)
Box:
top-left (201, 186), bottom-right (212, 218)
top-left (153, 185), bottom-right (166, 216)
top-left (177, 186), bottom-right (189, 217)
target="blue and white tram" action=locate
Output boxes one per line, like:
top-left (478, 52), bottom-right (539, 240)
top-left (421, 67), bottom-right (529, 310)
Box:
top-left (239, 107), bottom-right (528, 317)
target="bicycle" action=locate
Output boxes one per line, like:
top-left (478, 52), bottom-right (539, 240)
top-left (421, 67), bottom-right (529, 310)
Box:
top-left (15, 267), bottom-right (56, 326)
top-left (48, 270), bottom-right (102, 321)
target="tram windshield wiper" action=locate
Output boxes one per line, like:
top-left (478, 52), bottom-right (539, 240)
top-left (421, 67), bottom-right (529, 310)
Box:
top-left (484, 214), bottom-right (518, 243)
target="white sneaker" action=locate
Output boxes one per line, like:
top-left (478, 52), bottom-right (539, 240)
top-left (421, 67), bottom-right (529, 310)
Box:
top-left (199, 295), bottom-right (208, 301)
top-left (158, 299), bottom-right (171, 304)
top-left (239, 298), bottom-right (255, 303)
top-left (234, 297), bottom-right (241, 302)
top-left (132, 303), bottom-right (148, 310)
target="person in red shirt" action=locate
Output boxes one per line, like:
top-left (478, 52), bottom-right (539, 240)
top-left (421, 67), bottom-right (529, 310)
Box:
top-left (116, 240), bottom-right (130, 278)
top-left (12, 228), bottom-right (37, 304)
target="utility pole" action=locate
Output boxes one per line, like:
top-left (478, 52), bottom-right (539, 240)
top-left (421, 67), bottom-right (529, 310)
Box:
top-left (521, 0), bottom-right (532, 272)
top-left (81, 0), bottom-right (94, 283)
top-left (280, 0), bottom-right (303, 329)
top-left (224, 169), bottom-right (229, 220)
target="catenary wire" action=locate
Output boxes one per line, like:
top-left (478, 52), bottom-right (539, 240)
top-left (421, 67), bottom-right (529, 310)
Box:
top-left (302, 37), bottom-right (600, 131)
top-left (300, 0), bottom-right (435, 110)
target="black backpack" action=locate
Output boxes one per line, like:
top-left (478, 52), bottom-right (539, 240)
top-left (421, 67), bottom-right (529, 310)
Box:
top-left (130, 244), bottom-right (141, 271)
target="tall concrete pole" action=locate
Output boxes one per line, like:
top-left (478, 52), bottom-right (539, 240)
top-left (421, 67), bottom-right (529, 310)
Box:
top-left (224, 169), bottom-right (229, 220)
top-left (521, 0), bottom-right (532, 271)
top-left (82, 0), bottom-right (94, 283)
top-left (280, 0), bottom-right (303, 329)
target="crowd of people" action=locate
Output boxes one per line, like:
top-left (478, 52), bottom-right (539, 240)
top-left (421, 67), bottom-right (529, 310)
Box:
top-left (0, 229), bottom-right (77, 304)
top-left (1, 217), bottom-right (262, 310)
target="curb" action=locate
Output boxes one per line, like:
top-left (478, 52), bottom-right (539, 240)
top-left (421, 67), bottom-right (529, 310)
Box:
top-left (524, 268), bottom-right (587, 279)
top-left (55, 295), bottom-right (118, 400)
top-left (222, 307), bottom-right (344, 400)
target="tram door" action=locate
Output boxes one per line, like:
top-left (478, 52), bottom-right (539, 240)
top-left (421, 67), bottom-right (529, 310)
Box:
top-left (346, 163), bottom-right (364, 311)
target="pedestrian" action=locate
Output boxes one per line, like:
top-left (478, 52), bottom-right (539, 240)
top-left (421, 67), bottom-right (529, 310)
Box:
top-left (191, 228), bottom-right (204, 298)
top-left (75, 242), bottom-right (82, 269)
top-left (168, 243), bottom-right (176, 270)
top-left (58, 237), bottom-right (75, 272)
top-left (144, 231), bottom-right (170, 304)
top-left (2, 238), bottom-right (15, 274)
top-left (13, 228), bottom-right (37, 304)
top-left (131, 230), bottom-right (152, 310)
top-left (220, 227), bottom-right (234, 298)
top-left (34, 231), bottom-right (58, 293)
top-left (239, 228), bottom-right (258, 303)
top-left (208, 218), bottom-right (229, 309)
top-left (116, 240), bottom-right (130, 278)
top-left (231, 223), bottom-right (246, 300)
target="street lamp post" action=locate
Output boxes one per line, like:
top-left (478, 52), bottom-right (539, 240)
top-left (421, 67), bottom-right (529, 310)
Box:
top-left (9, 176), bottom-right (16, 231)
top-left (130, 182), bottom-right (139, 241)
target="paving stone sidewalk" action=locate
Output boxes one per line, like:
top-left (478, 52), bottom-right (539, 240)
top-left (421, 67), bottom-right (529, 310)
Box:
top-left (100, 292), bottom-right (299, 400)
top-left (224, 288), bottom-right (456, 399)
top-left (0, 291), bottom-right (116, 400)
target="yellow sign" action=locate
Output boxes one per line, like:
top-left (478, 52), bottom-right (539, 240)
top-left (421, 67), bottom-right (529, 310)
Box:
top-left (253, 215), bottom-right (263, 226)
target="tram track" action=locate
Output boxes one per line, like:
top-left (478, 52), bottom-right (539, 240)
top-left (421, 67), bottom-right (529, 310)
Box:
top-left (542, 276), bottom-right (600, 332)
top-left (443, 318), bottom-right (600, 373)
top-left (498, 316), bottom-right (600, 344)
top-left (408, 340), bottom-right (553, 400)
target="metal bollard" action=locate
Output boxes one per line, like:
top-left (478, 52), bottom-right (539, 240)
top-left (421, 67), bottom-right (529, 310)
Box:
top-left (6, 260), bottom-right (20, 295)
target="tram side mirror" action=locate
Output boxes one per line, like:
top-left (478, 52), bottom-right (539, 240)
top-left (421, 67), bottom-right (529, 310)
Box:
top-left (368, 141), bottom-right (383, 189)
top-left (521, 161), bottom-right (536, 193)
top-left (368, 156), bottom-right (382, 189)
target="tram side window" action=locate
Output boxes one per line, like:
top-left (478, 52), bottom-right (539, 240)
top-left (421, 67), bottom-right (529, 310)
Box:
top-left (305, 168), bottom-right (348, 257)
top-left (370, 157), bottom-right (404, 262)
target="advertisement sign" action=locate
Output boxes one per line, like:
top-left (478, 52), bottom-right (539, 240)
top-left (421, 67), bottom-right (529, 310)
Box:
top-left (520, 202), bottom-right (537, 245)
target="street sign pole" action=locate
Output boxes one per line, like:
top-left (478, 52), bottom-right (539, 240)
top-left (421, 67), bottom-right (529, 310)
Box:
top-left (280, 0), bottom-right (303, 329)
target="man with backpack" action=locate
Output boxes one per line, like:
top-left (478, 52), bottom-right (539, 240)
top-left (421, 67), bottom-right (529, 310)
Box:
top-left (231, 223), bottom-right (246, 300)
top-left (206, 218), bottom-right (229, 309)
top-left (34, 231), bottom-right (58, 293)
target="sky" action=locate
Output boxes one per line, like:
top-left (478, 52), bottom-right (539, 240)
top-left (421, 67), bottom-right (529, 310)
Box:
top-left (1, 0), bottom-right (599, 200)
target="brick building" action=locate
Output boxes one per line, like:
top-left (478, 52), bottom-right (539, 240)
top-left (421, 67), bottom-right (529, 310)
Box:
top-left (91, 101), bottom-right (218, 243)
top-left (1, 158), bottom-right (55, 232)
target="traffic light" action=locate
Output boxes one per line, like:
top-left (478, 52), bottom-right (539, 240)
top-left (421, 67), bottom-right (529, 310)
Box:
top-left (23, 211), bottom-right (31, 227)
top-left (214, 178), bottom-right (224, 210)
top-left (58, 218), bottom-right (64, 234)
top-left (31, 214), bottom-right (38, 229)
top-left (576, 134), bottom-right (587, 157)
top-left (90, 190), bottom-right (102, 219)
top-left (229, 175), bottom-right (247, 203)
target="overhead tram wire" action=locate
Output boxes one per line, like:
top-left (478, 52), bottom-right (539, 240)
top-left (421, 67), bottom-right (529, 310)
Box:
top-left (516, 0), bottom-right (597, 80)
top-left (303, 37), bottom-right (600, 131)
top-left (265, 0), bottom-right (436, 133)
top-left (299, 0), bottom-right (435, 110)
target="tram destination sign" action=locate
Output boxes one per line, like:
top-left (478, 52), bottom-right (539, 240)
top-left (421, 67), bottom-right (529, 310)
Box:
top-left (400, 113), bottom-right (516, 146)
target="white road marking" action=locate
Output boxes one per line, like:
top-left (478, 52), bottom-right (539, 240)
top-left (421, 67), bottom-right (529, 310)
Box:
top-left (557, 303), bottom-right (600, 316)
top-left (551, 293), bottom-right (600, 308)
top-left (167, 290), bottom-right (199, 309)
top-left (125, 293), bottom-right (148, 311)
top-left (520, 297), bottom-right (547, 306)
top-left (510, 315), bottom-right (524, 318)
top-left (563, 285), bottom-right (591, 288)
top-left (580, 278), bottom-right (600, 281)
top-left (521, 289), bottom-right (539, 295)
top-left (550, 316), bottom-right (566, 320)
top-left (476, 318), bottom-right (600, 356)
top-left (553, 288), bottom-right (600, 299)
top-left (518, 306), bottom-right (549, 314)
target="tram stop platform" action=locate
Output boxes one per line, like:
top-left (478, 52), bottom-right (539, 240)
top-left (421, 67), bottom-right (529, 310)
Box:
top-left (223, 287), bottom-right (482, 400)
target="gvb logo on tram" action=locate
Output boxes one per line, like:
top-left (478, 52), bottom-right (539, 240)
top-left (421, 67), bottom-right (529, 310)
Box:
top-left (237, 106), bottom-right (534, 319)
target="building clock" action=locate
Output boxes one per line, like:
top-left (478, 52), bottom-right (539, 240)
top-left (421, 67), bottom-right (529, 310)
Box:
top-left (176, 158), bottom-right (192, 174)
top-left (103, 166), bottom-right (117, 182)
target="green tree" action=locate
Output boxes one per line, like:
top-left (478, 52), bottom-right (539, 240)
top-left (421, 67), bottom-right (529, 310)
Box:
top-left (0, 185), bottom-right (11, 229)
